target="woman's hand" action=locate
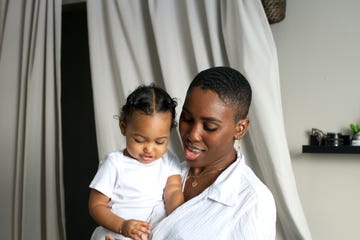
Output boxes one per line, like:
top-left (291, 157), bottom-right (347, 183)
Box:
top-left (121, 219), bottom-right (151, 240)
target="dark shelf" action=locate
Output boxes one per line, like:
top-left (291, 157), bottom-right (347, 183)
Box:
top-left (302, 145), bottom-right (360, 154)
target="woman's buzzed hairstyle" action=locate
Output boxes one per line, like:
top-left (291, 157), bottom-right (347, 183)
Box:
top-left (188, 66), bottom-right (252, 121)
top-left (120, 84), bottom-right (178, 128)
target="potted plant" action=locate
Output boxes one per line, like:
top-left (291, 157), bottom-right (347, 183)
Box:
top-left (350, 123), bottom-right (360, 146)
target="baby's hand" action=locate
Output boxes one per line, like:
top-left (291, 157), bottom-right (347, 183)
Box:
top-left (121, 219), bottom-right (151, 240)
top-left (105, 234), bottom-right (116, 240)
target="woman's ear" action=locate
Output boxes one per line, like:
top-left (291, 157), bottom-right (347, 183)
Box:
top-left (234, 117), bottom-right (250, 140)
top-left (119, 120), bottom-right (126, 135)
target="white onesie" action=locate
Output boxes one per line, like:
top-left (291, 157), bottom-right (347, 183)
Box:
top-left (89, 150), bottom-right (181, 240)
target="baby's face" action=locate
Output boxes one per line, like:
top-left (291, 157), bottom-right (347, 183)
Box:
top-left (120, 110), bottom-right (172, 164)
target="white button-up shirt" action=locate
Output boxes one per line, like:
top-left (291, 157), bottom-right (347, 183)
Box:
top-left (151, 151), bottom-right (276, 240)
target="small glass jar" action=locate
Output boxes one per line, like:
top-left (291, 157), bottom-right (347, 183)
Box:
top-left (352, 132), bottom-right (360, 146)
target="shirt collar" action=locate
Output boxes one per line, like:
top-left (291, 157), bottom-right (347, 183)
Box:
top-left (206, 151), bottom-right (246, 206)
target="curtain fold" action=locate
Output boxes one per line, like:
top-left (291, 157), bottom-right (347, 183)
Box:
top-left (86, 0), bottom-right (312, 239)
top-left (0, 0), bottom-right (66, 239)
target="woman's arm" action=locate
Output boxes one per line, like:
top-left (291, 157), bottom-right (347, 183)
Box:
top-left (89, 189), bottom-right (151, 240)
top-left (163, 174), bottom-right (184, 215)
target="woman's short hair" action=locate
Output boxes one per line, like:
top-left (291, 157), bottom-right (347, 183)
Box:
top-left (188, 66), bottom-right (252, 121)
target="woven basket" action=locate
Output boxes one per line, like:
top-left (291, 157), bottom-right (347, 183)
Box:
top-left (261, 0), bottom-right (286, 24)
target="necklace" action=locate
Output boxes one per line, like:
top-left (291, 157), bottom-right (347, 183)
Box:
top-left (186, 167), bottom-right (226, 187)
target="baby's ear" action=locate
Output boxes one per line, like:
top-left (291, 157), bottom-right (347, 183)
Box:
top-left (234, 118), bottom-right (250, 140)
top-left (119, 120), bottom-right (127, 135)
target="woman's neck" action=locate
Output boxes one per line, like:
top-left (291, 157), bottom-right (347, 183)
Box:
top-left (191, 151), bottom-right (237, 176)
top-left (184, 151), bottom-right (238, 201)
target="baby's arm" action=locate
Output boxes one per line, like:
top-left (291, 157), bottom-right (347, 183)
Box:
top-left (163, 174), bottom-right (184, 215)
top-left (89, 189), bottom-right (151, 240)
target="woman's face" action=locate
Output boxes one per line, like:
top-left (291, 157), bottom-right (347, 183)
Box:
top-left (179, 87), bottom-right (249, 168)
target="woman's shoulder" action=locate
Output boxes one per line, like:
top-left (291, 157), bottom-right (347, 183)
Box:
top-left (240, 165), bottom-right (275, 205)
top-left (232, 153), bottom-right (274, 202)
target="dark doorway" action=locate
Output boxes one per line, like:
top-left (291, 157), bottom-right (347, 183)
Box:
top-left (61, 3), bottom-right (98, 239)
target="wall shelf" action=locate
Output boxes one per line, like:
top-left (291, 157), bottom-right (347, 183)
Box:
top-left (302, 145), bottom-right (360, 154)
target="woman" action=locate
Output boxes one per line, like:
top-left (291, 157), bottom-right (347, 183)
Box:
top-left (151, 66), bottom-right (276, 239)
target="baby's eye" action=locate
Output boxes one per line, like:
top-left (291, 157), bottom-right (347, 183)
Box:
top-left (155, 140), bottom-right (166, 145)
top-left (134, 138), bottom-right (145, 143)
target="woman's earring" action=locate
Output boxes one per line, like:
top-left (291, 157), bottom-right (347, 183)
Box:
top-left (234, 138), bottom-right (241, 151)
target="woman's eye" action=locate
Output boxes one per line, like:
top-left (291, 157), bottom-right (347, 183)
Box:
top-left (204, 124), bottom-right (217, 132)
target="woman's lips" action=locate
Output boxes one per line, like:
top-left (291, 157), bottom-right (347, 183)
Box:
top-left (184, 145), bottom-right (202, 160)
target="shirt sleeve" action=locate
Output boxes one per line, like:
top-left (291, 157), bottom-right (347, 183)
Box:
top-left (89, 153), bottom-right (118, 199)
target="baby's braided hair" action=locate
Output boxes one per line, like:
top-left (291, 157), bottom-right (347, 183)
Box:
top-left (120, 84), bottom-right (178, 128)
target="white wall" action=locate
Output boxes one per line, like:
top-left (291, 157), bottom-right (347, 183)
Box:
top-left (271, 1), bottom-right (360, 239)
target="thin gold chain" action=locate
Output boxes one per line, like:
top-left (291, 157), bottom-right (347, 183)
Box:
top-left (186, 168), bottom-right (226, 187)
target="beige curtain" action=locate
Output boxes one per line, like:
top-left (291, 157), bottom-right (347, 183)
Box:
top-left (86, 0), bottom-right (312, 239)
top-left (0, 0), bottom-right (66, 239)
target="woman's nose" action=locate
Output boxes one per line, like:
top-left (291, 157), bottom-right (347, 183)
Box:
top-left (186, 124), bottom-right (201, 142)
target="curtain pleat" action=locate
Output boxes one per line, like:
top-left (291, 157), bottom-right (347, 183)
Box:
top-left (0, 0), bottom-right (66, 239)
top-left (86, 0), bottom-right (312, 239)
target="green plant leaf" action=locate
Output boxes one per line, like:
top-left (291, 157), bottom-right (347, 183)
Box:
top-left (350, 123), bottom-right (360, 134)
